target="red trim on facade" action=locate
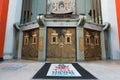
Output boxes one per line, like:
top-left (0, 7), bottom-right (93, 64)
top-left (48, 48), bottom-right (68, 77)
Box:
top-left (0, 0), bottom-right (3, 23)
top-left (116, 0), bottom-right (120, 45)
top-left (0, 0), bottom-right (9, 58)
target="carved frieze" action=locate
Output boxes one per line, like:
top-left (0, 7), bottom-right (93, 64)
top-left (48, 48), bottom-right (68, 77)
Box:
top-left (47, 0), bottom-right (76, 14)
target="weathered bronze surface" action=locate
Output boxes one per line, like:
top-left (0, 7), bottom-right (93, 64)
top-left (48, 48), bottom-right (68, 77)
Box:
top-left (46, 27), bottom-right (76, 62)
top-left (84, 28), bottom-right (102, 60)
top-left (22, 29), bottom-right (39, 60)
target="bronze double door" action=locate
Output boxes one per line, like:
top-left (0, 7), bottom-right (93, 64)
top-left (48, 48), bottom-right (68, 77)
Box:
top-left (46, 27), bottom-right (76, 62)
top-left (84, 29), bottom-right (102, 60)
top-left (22, 29), bottom-right (39, 60)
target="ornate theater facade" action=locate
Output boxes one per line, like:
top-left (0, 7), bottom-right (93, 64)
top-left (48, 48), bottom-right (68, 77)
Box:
top-left (0, 0), bottom-right (120, 62)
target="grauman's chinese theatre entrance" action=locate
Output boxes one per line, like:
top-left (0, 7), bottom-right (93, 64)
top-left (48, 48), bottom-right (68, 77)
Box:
top-left (47, 27), bottom-right (76, 62)
top-left (17, 0), bottom-right (109, 62)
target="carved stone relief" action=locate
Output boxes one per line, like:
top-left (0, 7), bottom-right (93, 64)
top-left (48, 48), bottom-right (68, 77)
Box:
top-left (47, 0), bottom-right (76, 14)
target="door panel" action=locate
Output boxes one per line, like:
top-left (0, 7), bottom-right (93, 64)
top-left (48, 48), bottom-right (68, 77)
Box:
top-left (84, 29), bottom-right (102, 60)
top-left (47, 27), bottom-right (76, 62)
top-left (22, 29), bottom-right (39, 60)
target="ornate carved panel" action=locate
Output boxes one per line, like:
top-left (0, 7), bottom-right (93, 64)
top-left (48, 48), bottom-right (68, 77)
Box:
top-left (65, 30), bottom-right (72, 44)
top-left (22, 29), bottom-right (39, 60)
top-left (47, 27), bottom-right (76, 62)
top-left (47, 0), bottom-right (76, 14)
top-left (51, 30), bottom-right (58, 44)
top-left (84, 28), bottom-right (101, 60)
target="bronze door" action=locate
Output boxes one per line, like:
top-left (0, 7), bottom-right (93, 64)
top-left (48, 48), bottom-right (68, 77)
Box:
top-left (22, 29), bottom-right (39, 60)
top-left (84, 29), bottom-right (102, 60)
top-left (47, 27), bottom-right (76, 62)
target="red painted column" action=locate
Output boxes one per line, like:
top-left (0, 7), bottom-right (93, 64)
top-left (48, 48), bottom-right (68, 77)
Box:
top-left (0, 0), bottom-right (9, 61)
top-left (116, 0), bottom-right (120, 45)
